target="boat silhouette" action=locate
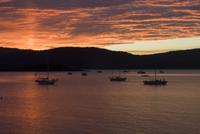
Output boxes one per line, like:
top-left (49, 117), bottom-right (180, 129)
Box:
top-left (137, 70), bottom-right (146, 74)
top-left (143, 70), bottom-right (167, 86)
top-left (110, 76), bottom-right (127, 82)
top-left (68, 72), bottom-right (73, 75)
top-left (82, 72), bottom-right (87, 76)
top-left (141, 74), bottom-right (149, 77)
top-left (97, 70), bottom-right (103, 73)
top-left (35, 77), bottom-right (58, 85)
top-left (35, 51), bottom-right (58, 85)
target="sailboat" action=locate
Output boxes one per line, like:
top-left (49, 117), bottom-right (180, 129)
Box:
top-left (35, 75), bottom-right (58, 85)
top-left (143, 70), bottom-right (167, 85)
top-left (35, 52), bottom-right (58, 85)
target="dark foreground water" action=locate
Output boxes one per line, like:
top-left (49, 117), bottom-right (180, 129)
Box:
top-left (0, 70), bottom-right (200, 134)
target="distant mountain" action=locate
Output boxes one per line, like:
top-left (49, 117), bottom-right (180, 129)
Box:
top-left (0, 47), bottom-right (199, 71)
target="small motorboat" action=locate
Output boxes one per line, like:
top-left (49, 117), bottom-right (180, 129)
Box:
top-left (35, 77), bottom-right (58, 85)
top-left (159, 70), bottom-right (165, 74)
top-left (123, 70), bottom-right (129, 73)
top-left (82, 72), bottom-right (87, 76)
top-left (137, 70), bottom-right (146, 74)
top-left (141, 74), bottom-right (149, 77)
top-left (97, 70), bottom-right (103, 73)
top-left (110, 76), bottom-right (127, 82)
top-left (68, 72), bottom-right (73, 75)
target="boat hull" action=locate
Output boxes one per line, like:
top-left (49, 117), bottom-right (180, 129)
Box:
top-left (143, 80), bottom-right (167, 85)
top-left (137, 71), bottom-right (146, 74)
top-left (82, 73), bottom-right (87, 76)
top-left (110, 77), bottom-right (127, 82)
top-left (35, 79), bottom-right (58, 85)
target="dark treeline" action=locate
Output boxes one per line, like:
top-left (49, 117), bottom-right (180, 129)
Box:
top-left (0, 47), bottom-right (199, 71)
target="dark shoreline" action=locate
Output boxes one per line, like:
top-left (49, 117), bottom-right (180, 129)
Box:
top-left (0, 68), bottom-right (200, 72)
top-left (0, 47), bottom-right (200, 70)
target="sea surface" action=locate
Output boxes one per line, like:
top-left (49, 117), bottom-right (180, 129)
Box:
top-left (0, 70), bottom-right (200, 134)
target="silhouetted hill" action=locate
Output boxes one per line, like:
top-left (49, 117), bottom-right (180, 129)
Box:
top-left (0, 47), bottom-right (199, 71)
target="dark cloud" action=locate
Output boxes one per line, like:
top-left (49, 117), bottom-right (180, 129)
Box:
top-left (0, 0), bottom-right (132, 9)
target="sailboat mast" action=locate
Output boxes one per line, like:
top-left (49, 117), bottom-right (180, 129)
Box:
top-left (46, 51), bottom-right (50, 78)
top-left (155, 70), bottom-right (157, 80)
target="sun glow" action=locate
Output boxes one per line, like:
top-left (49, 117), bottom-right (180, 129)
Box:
top-left (105, 37), bottom-right (200, 55)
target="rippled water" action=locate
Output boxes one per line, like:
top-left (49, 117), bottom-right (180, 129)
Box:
top-left (0, 70), bottom-right (200, 134)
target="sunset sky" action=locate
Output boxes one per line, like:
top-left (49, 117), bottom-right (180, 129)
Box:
top-left (0, 0), bottom-right (200, 55)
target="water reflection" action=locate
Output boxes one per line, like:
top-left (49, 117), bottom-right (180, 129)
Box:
top-left (0, 71), bottom-right (199, 134)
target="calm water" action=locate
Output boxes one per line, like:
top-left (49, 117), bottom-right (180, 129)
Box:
top-left (0, 70), bottom-right (200, 134)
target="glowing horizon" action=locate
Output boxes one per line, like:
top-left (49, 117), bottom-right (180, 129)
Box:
top-left (105, 36), bottom-right (200, 55)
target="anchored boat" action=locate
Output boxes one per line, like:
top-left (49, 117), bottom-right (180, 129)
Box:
top-left (35, 77), bottom-right (58, 85)
top-left (110, 76), bottom-right (127, 82)
top-left (143, 70), bottom-right (167, 86)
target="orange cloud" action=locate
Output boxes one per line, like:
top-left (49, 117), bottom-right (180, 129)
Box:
top-left (0, 0), bottom-right (199, 51)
